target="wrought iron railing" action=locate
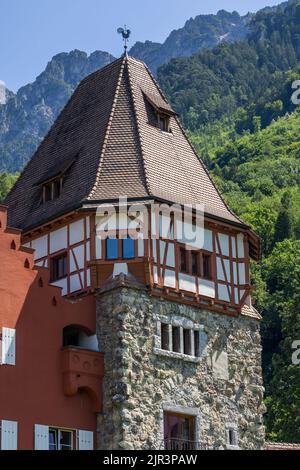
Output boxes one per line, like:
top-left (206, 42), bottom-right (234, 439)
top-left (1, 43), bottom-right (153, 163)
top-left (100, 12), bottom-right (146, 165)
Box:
top-left (159, 438), bottom-right (209, 450)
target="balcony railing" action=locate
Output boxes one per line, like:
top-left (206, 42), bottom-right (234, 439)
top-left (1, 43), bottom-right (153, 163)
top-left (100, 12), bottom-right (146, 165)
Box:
top-left (159, 438), bottom-right (209, 450)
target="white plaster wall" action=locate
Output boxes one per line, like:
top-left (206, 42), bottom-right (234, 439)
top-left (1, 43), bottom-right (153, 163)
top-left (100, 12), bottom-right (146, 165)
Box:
top-left (237, 233), bottom-right (245, 258)
top-left (31, 235), bottom-right (48, 260)
top-left (218, 284), bottom-right (230, 302)
top-left (163, 270), bottom-right (176, 289)
top-left (219, 233), bottom-right (229, 256)
top-left (49, 227), bottom-right (67, 254)
top-left (69, 219), bottom-right (84, 245)
top-left (70, 245), bottom-right (84, 272)
top-left (165, 243), bottom-right (175, 267)
top-left (198, 279), bottom-right (215, 298)
top-left (179, 273), bottom-right (197, 293)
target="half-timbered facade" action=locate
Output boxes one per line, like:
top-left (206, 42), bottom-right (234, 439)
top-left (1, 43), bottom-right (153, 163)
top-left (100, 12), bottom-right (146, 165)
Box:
top-left (2, 53), bottom-right (265, 450)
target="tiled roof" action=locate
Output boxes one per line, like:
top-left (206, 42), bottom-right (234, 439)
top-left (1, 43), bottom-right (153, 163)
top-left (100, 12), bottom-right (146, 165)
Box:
top-left (6, 55), bottom-right (244, 231)
top-left (265, 442), bottom-right (300, 450)
top-left (241, 304), bottom-right (262, 321)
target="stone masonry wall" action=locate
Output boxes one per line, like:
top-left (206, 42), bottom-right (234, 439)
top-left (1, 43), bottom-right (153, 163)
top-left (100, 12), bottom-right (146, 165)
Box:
top-left (96, 285), bottom-right (265, 450)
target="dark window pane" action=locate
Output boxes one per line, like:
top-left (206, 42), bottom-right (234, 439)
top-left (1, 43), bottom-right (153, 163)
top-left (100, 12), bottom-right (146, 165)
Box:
top-left (194, 331), bottom-right (200, 357)
top-left (164, 412), bottom-right (195, 450)
top-left (51, 253), bottom-right (67, 281)
top-left (49, 429), bottom-right (57, 450)
top-left (183, 329), bottom-right (191, 355)
top-left (59, 430), bottom-right (72, 450)
top-left (180, 248), bottom-right (187, 273)
top-left (44, 184), bottom-right (52, 202)
top-left (158, 115), bottom-right (169, 131)
top-left (53, 180), bottom-right (61, 199)
top-left (106, 238), bottom-right (118, 260)
top-left (228, 429), bottom-right (237, 446)
top-left (122, 238), bottom-right (135, 259)
top-left (172, 326), bottom-right (181, 353)
top-left (203, 254), bottom-right (211, 279)
top-left (161, 323), bottom-right (169, 350)
top-left (191, 252), bottom-right (198, 276)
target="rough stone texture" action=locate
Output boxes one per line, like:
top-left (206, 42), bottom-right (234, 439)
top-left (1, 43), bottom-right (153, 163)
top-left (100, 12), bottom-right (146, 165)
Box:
top-left (96, 285), bottom-right (265, 450)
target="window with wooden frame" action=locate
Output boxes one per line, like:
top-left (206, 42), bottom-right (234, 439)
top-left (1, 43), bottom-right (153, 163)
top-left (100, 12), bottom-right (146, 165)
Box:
top-left (122, 238), bottom-right (135, 259)
top-left (191, 251), bottom-right (199, 276)
top-left (202, 253), bottom-right (212, 279)
top-left (157, 113), bottom-right (170, 132)
top-left (161, 323), bottom-right (169, 351)
top-left (183, 329), bottom-right (191, 355)
top-left (164, 412), bottom-right (195, 450)
top-left (179, 247), bottom-right (188, 273)
top-left (172, 326), bottom-right (181, 353)
top-left (106, 238), bottom-right (119, 260)
top-left (42, 177), bottom-right (63, 204)
top-left (49, 428), bottom-right (74, 450)
top-left (194, 331), bottom-right (200, 357)
top-left (51, 252), bottom-right (68, 281)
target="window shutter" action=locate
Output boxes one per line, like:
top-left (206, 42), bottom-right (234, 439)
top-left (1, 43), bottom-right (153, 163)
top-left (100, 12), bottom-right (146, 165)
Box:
top-left (1, 328), bottom-right (16, 365)
top-left (34, 424), bottom-right (49, 450)
top-left (1, 420), bottom-right (18, 450)
top-left (78, 430), bottom-right (93, 450)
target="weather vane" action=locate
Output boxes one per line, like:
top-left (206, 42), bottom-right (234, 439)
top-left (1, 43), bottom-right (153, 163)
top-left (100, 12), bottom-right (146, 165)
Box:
top-left (117, 25), bottom-right (131, 55)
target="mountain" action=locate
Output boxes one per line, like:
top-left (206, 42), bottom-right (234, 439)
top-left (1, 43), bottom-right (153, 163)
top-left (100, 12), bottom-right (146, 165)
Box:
top-left (0, 9), bottom-right (251, 174)
top-left (0, 50), bottom-right (115, 172)
top-left (129, 10), bottom-right (250, 74)
top-left (158, 0), bottom-right (300, 131)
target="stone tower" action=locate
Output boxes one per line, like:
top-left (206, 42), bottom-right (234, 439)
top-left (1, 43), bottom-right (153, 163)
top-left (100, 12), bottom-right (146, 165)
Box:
top-left (5, 54), bottom-right (265, 450)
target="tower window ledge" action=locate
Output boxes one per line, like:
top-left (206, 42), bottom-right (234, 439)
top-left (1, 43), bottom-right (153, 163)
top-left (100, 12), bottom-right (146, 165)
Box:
top-left (153, 347), bottom-right (202, 363)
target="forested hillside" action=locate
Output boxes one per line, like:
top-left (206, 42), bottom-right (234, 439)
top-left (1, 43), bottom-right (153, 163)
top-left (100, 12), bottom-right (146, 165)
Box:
top-left (189, 108), bottom-right (300, 443)
top-left (158, 1), bottom-right (300, 132)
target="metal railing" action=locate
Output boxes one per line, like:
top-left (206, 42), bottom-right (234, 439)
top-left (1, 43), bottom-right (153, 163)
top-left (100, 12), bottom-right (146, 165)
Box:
top-left (159, 438), bottom-right (209, 450)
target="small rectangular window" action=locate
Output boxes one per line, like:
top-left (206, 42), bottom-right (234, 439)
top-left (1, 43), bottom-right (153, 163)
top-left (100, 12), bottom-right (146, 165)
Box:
top-left (158, 114), bottom-right (169, 132)
top-left (180, 248), bottom-right (187, 273)
top-left (53, 180), bottom-right (61, 199)
top-left (161, 323), bottom-right (169, 351)
top-left (172, 326), bottom-right (181, 353)
top-left (49, 428), bottom-right (73, 450)
top-left (44, 184), bottom-right (52, 202)
top-left (51, 252), bottom-right (67, 281)
top-left (203, 254), bottom-right (212, 279)
top-left (106, 238), bottom-right (119, 260)
top-left (191, 252), bottom-right (199, 276)
top-left (194, 331), bottom-right (200, 357)
top-left (228, 429), bottom-right (237, 447)
top-left (122, 238), bottom-right (135, 259)
top-left (183, 329), bottom-right (191, 355)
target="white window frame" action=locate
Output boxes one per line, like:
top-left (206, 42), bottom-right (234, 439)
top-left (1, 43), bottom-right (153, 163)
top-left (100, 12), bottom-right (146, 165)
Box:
top-left (49, 427), bottom-right (74, 450)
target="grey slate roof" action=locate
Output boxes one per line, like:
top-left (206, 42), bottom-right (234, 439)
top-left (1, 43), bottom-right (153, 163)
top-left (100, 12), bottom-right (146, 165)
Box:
top-left (6, 55), bottom-right (243, 231)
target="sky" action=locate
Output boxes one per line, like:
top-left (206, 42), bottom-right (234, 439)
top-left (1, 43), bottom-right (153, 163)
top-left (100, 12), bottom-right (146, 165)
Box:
top-left (1, 0), bottom-right (281, 92)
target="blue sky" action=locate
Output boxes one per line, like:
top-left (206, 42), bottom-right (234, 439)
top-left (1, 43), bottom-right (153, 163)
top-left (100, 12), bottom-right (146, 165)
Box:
top-left (1, 0), bottom-right (281, 92)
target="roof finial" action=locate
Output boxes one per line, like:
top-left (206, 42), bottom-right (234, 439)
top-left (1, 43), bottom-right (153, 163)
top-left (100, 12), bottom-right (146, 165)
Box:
top-left (117, 25), bottom-right (131, 56)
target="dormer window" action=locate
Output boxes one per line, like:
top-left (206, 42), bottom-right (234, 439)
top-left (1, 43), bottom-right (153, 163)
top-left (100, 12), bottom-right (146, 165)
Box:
top-left (158, 114), bottom-right (170, 132)
top-left (35, 156), bottom-right (76, 206)
top-left (143, 90), bottom-right (175, 134)
top-left (42, 177), bottom-right (63, 204)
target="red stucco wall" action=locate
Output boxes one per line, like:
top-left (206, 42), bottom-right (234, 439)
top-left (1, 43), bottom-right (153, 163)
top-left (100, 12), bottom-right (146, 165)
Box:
top-left (0, 206), bottom-right (100, 449)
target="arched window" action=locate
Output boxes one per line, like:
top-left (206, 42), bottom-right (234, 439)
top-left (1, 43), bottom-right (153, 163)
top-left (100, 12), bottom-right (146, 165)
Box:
top-left (63, 326), bottom-right (99, 351)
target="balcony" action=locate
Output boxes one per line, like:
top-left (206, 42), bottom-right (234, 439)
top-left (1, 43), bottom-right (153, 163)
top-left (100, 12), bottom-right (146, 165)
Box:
top-left (61, 347), bottom-right (104, 412)
top-left (159, 439), bottom-right (209, 450)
